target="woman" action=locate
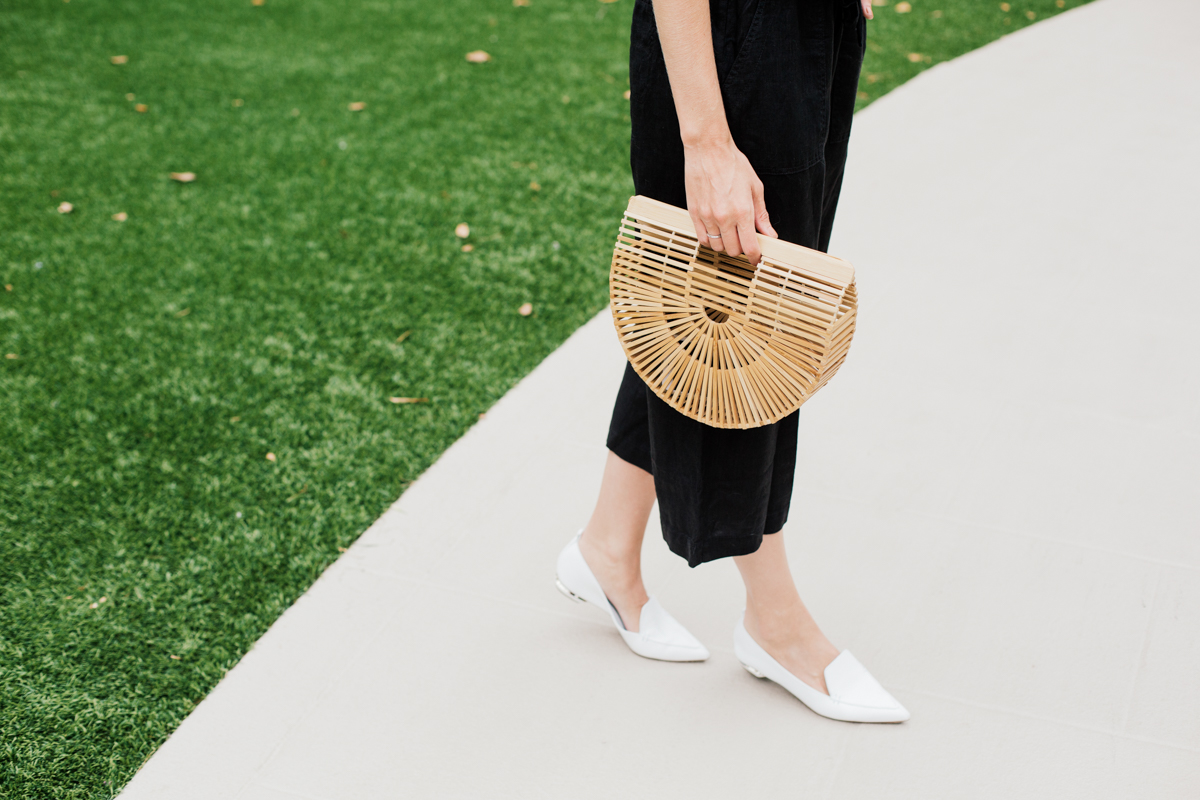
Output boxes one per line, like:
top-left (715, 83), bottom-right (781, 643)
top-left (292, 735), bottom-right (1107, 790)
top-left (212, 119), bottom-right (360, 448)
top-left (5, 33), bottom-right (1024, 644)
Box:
top-left (556, 0), bottom-right (908, 723)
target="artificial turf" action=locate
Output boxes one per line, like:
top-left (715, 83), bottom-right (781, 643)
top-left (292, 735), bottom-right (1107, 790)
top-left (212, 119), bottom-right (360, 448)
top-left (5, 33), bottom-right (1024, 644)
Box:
top-left (0, 0), bottom-right (1090, 796)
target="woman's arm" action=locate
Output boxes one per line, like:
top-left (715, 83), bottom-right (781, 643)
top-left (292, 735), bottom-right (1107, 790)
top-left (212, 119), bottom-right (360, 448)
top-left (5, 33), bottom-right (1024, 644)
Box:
top-left (652, 0), bottom-right (872, 262)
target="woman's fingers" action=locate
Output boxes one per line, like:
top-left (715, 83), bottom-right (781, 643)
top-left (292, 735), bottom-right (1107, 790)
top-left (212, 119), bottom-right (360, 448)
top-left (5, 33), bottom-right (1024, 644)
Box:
top-left (737, 216), bottom-right (761, 264)
top-left (690, 208), bottom-right (714, 250)
top-left (716, 206), bottom-right (748, 259)
top-left (751, 178), bottom-right (777, 239)
top-left (861, 0), bottom-right (873, 20)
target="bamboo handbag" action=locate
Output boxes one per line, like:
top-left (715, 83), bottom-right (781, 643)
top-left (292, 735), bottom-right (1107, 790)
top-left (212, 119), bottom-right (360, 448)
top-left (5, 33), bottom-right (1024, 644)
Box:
top-left (609, 195), bottom-right (858, 429)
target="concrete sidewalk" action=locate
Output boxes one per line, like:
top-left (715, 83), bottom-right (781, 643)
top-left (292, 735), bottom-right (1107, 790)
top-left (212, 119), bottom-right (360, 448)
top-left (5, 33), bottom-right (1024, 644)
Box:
top-left (120, 0), bottom-right (1200, 797)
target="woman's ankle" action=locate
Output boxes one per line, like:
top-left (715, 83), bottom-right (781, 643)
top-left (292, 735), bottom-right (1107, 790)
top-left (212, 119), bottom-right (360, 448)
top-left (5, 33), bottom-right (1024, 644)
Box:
top-left (580, 524), bottom-right (641, 573)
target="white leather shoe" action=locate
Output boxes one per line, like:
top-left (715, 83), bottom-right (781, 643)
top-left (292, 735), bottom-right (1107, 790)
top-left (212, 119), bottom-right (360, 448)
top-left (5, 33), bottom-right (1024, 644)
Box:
top-left (734, 614), bottom-right (909, 723)
top-left (556, 531), bottom-right (709, 662)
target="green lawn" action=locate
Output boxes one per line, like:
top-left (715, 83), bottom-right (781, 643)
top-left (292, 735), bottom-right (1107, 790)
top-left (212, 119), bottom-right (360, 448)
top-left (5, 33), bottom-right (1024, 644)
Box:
top-left (0, 0), bottom-right (1089, 796)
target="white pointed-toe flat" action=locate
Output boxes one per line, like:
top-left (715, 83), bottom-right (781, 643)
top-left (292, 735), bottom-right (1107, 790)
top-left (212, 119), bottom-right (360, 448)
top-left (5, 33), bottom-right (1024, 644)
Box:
top-left (556, 531), bottom-right (709, 662)
top-left (734, 614), bottom-right (909, 723)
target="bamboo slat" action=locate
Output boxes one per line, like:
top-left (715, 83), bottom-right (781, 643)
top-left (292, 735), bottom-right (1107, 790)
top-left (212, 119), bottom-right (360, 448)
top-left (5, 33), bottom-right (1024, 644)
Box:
top-left (609, 195), bottom-right (858, 429)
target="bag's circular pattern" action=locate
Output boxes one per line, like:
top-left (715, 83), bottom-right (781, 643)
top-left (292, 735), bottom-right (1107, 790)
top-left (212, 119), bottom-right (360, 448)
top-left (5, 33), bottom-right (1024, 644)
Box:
top-left (610, 196), bottom-right (858, 429)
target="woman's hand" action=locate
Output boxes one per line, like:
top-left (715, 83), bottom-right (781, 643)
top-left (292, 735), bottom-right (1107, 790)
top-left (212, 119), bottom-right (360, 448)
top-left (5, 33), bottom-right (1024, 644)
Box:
top-left (862, 0), bottom-right (873, 20)
top-left (684, 137), bottom-right (777, 264)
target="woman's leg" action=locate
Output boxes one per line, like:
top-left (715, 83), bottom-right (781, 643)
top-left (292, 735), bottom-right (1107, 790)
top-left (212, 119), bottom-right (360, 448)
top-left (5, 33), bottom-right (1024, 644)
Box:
top-left (735, 532), bottom-right (840, 693)
top-left (578, 451), bottom-right (655, 632)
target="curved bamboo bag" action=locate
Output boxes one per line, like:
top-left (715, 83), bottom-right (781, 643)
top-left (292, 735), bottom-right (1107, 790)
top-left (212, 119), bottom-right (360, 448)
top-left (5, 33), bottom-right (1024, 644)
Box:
top-left (609, 195), bottom-right (858, 429)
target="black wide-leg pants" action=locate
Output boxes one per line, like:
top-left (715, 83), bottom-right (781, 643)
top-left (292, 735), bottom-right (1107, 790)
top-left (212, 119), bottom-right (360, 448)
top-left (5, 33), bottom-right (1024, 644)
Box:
top-left (606, 0), bottom-right (866, 567)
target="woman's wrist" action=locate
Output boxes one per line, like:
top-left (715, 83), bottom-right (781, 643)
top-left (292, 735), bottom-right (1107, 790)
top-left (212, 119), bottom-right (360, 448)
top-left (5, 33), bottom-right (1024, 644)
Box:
top-left (681, 128), bottom-right (735, 156)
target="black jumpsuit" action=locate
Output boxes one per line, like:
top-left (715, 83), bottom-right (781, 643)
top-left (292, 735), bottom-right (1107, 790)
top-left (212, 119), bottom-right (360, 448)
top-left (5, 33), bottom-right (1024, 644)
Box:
top-left (606, 0), bottom-right (866, 567)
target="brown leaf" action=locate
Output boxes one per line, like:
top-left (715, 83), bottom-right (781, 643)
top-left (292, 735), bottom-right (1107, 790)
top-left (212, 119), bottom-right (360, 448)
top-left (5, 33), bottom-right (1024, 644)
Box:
top-left (4, 285), bottom-right (12, 292)
top-left (513, 0), bottom-right (530, 6)
top-left (112, 212), bottom-right (128, 222)
top-left (348, 101), bottom-right (366, 111)
top-left (465, 50), bottom-right (491, 63)
top-left (461, 244), bottom-right (474, 252)
top-left (176, 308), bottom-right (190, 317)
top-left (170, 172), bottom-right (197, 182)
top-left (90, 602), bottom-right (99, 609)
top-left (110, 55), bottom-right (128, 65)
top-left (395, 330), bottom-right (411, 343)
top-left (529, 181), bottom-right (540, 191)
top-left (455, 223), bottom-right (470, 238)
top-left (561, 95), bottom-right (571, 104)
top-left (5, 354), bottom-right (18, 360)
top-left (57, 202), bottom-right (73, 214)
top-left (230, 416), bottom-right (241, 422)
top-left (894, 1), bottom-right (911, 10)
top-left (907, 52), bottom-right (924, 62)
top-left (389, 397), bottom-right (429, 404)
top-left (265, 452), bottom-right (277, 462)
top-left (338, 546), bottom-right (348, 552)
top-left (1025, 10), bottom-right (1036, 19)
top-left (135, 103), bottom-right (148, 113)
top-left (599, 0), bottom-right (619, 4)
top-left (623, 89), bottom-right (631, 100)
top-left (999, 2), bottom-right (1010, 9)
top-left (518, 302), bottom-right (533, 316)
top-left (169, 654), bottom-right (181, 660)
top-left (252, 0), bottom-right (265, 5)
top-left (99, 596), bottom-right (108, 603)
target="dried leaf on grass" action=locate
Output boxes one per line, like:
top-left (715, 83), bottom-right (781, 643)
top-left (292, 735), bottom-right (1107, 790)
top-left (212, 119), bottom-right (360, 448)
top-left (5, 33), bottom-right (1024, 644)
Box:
top-left (395, 330), bottom-right (411, 343)
top-left (112, 212), bottom-right (128, 221)
top-left (461, 244), bottom-right (474, 252)
top-left (175, 308), bottom-right (190, 317)
top-left (348, 101), bottom-right (366, 111)
top-left (894, 1), bottom-right (911, 11)
top-left (389, 397), bottom-right (429, 404)
top-left (513, 0), bottom-right (530, 6)
top-left (110, 55), bottom-right (128, 65)
top-left (455, 223), bottom-right (470, 238)
top-left (465, 51), bottom-right (491, 63)
top-left (265, 452), bottom-right (277, 462)
top-left (57, 202), bottom-right (73, 214)
top-left (907, 52), bottom-right (924, 62)
top-left (5, 354), bottom-right (18, 360)
top-left (518, 302), bottom-right (533, 316)
top-left (623, 89), bottom-right (631, 100)
top-left (170, 172), bottom-right (197, 183)
top-left (135, 103), bottom-right (148, 113)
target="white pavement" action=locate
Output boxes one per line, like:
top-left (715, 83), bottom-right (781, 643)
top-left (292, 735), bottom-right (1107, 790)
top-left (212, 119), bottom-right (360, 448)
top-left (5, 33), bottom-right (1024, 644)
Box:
top-left (120, 1), bottom-right (1200, 797)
